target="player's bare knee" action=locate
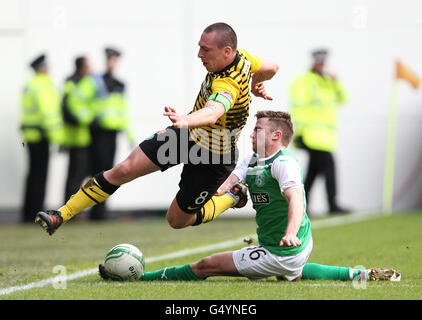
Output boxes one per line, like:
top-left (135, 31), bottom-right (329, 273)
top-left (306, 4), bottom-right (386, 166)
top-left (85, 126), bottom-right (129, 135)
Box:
top-left (166, 213), bottom-right (185, 229)
top-left (167, 219), bottom-right (184, 229)
top-left (166, 200), bottom-right (195, 229)
top-left (114, 159), bottom-right (135, 178)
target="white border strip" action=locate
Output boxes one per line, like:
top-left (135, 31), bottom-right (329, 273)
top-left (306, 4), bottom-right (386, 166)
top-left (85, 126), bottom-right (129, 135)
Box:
top-left (0, 211), bottom-right (383, 296)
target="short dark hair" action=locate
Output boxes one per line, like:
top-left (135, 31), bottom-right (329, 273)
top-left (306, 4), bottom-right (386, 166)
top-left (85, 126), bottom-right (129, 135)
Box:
top-left (255, 110), bottom-right (294, 146)
top-left (75, 56), bottom-right (86, 71)
top-left (203, 22), bottom-right (237, 50)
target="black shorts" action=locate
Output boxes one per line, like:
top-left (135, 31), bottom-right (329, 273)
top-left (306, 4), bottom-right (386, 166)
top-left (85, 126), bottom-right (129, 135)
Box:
top-left (175, 162), bottom-right (235, 214)
top-left (139, 126), bottom-right (237, 214)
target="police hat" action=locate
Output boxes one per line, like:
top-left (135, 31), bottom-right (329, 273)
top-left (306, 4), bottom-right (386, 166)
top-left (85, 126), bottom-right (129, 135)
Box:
top-left (311, 49), bottom-right (328, 62)
top-left (30, 54), bottom-right (47, 71)
top-left (105, 47), bottom-right (121, 58)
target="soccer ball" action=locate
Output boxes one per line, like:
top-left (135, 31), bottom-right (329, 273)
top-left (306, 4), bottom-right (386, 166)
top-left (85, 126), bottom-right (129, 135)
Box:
top-left (103, 243), bottom-right (145, 281)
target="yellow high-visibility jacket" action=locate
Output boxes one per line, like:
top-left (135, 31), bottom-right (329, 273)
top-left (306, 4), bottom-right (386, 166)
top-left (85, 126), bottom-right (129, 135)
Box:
top-left (21, 73), bottom-right (64, 144)
top-left (68, 74), bottom-right (134, 144)
top-left (289, 71), bottom-right (347, 152)
top-left (61, 75), bottom-right (91, 148)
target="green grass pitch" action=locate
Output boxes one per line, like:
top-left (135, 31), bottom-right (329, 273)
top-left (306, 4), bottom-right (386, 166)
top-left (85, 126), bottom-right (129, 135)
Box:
top-left (0, 211), bottom-right (421, 300)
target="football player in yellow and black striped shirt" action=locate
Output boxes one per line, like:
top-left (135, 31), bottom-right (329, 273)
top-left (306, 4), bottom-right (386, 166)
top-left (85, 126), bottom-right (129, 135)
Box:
top-left (188, 47), bottom-right (263, 156)
top-left (35, 22), bottom-right (279, 236)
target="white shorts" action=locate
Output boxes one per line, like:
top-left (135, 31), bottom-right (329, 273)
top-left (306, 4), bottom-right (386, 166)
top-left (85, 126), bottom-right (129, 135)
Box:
top-left (232, 238), bottom-right (313, 281)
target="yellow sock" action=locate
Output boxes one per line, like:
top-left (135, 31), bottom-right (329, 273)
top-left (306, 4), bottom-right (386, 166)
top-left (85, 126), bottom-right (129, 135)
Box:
top-left (59, 177), bottom-right (112, 222)
top-left (200, 195), bottom-right (235, 223)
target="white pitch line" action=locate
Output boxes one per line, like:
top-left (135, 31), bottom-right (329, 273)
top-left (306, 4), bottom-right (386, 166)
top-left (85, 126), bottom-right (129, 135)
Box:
top-left (0, 211), bottom-right (384, 296)
top-left (0, 269), bottom-right (99, 296)
top-left (0, 236), bottom-right (250, 296)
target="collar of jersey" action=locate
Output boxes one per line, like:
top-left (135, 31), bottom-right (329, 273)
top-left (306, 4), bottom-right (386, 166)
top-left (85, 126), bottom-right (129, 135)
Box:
top-left (257, 147), bottom-right (286, 162)
top-left (211, 52), bottom-right (241, 75)
top-left (249, 148), bottom-right (287, 168)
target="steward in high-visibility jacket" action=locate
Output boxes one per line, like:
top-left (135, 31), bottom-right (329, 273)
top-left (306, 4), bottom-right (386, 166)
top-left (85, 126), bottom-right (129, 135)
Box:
top-left (20, 54), bottom-right (65, 222)
top-left (65, 47), bottom-right (134, 220)
top-left (21, 71), bottom-right (64, 145)
top-left (69, 74), bottom-right (133, 140)
top-left (61, 74), bottom-right (91, 148)
top-left (289, 70), bottom-right (347, 152)
top-left (289, 49), bottom-right (349, 215)
top-left (61, 56), bottom-right (92, 202)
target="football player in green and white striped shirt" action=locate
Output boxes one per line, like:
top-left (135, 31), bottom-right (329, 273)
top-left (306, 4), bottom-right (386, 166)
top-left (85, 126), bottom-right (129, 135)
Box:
top-left (99, 110), bottom-right (401, 282)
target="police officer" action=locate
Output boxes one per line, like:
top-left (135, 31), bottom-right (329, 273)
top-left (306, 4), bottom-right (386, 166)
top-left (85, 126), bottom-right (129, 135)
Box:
top-left (68, 47), bottom-right (133, 220)
top-left (289, 49), bottom-right (349, 214)
top-left (61, 56), bottom-right (92, 203)
top-left (21, 54), bottom-right (64, 222)
top-left (91, 47), bottom-right (134, 220)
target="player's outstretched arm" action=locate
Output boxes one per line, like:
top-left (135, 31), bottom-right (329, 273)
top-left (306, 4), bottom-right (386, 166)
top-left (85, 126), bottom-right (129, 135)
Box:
top-left (163, 102), bottom-right (225, 128)
top-left (280, 187), bottom-right (304, 247)
top-left (215, 173), bottom-right (241, 195)
top-left (251, 59), bottom-right (279, 100)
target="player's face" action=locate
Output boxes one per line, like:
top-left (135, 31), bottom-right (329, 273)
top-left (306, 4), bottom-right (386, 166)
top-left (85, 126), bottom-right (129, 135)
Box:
top-left (198, 31), bottom-right (228, 72)
top-left (251, 118), bottom-right (272, 155)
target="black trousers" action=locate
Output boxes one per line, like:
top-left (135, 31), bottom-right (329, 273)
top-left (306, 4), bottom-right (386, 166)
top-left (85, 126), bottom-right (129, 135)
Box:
top-left (22, 140), bottom-right (49, 223)
top-left (303, 148), bottom-right (338, 212)
top-left (88, 128), bottom-right (118, 220)
top-left (64, 147), bottom-right (90, 202)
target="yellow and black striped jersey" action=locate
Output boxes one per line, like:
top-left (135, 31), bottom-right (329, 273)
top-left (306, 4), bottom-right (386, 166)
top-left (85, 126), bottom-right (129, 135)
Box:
top-left (189, 48), bottom-right (262, 155)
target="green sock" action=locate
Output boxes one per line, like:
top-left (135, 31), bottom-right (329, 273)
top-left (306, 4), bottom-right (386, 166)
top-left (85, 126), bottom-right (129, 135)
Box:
top-left (140, 264), bottom-right (203, 281)
top-left (302, 263), bottom-right (363, 281)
